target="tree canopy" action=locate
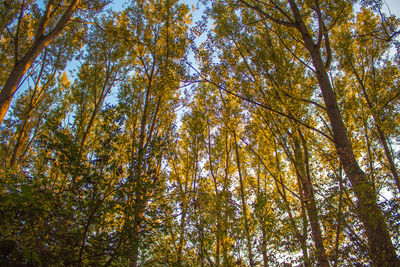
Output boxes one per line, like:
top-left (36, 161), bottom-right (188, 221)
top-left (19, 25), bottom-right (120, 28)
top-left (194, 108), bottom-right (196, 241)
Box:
top-left (1, 0), bottom-right (400, 266)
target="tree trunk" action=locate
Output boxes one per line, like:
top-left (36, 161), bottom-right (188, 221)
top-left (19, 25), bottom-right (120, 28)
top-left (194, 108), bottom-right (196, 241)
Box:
top-left (261, 226), bottom-right (269, 267)
top-left (215, 209), bottom-right (221, 267)
top-left (222, 133), bottom-right (230, 267)
top-left (233, 131), bottom-right (254, 267)
top-left (310, 44), bottom-right (398, 267)
top-left (275, 177), bottom-right (309, 266)
top-left (9, 50), bottom-right (52, 168)
top-left (293, 131), bottom-right (329, 266)
top-left (79, 102), bottom-right (101, 153)
top-left (129, 198), bottom-right (144, 267)
top-left (9, 111), bottom-right (31, 167)
top-left (274, 139), bottom-right (310, 266)
top-left (177, 202), bottom-right (187, 267)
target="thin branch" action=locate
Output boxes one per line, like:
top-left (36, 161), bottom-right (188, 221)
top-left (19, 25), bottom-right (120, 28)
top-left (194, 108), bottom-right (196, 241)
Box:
top-left (314, 0), bottom-right (324, 49)
top-left (318, 114), bottom-right (333, 137)
top-left (35, 0), bottom-right (55, 40)
top-left (281, 89), bottom-right (326, 111)
top-left (238, 0), bottom-right (296, 28)
top-left (187, 62), bottom-right (333, 142)
top-left (381, 91), bottom-right (400, 110)
top-left (323, 22), bottom-right (332, 70)
top-left (255, 0), bottom-right (293, 23)
top-left (264, 22), bottom-right (316, 73)
top-left (14, 1), bottom-right (26, 65)
top-left (222, 117), bottom-right (301, 200)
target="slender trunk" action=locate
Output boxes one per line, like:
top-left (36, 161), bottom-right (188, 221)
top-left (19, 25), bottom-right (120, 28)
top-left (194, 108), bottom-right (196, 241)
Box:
top-left (9, 50), bottom-right (49, 167)
top-left (212, 185), bottom-right (222, 267)
top-left (79, 102), bottom-right (101, 153)
top-left (274, 139), bottom-right (309, 265)
top-left (296, 174), bottom-right (311, 267)
top-left (287, 1), bottom-right (399, 264)
top-left (275, 177), bottom-right (309, 265)
top-left (177, 202), bottom-right (187, 267)
top-left (375, 125), bottom-right (400, 192)
top-left (129, 165), bottom-right (145, 267)
top-left (200, 218), bottom-right (205, 267)
top-left (222, 208), bottom-right (229, 267)
top-left (215, 207), bottom-right (221, 267)
top-left (299, 178), bottom-right (309, 255)
top-left (256, 169), bottom-right (269, 267)
top-left (333, 170), bottom-right (344, 267)
top-left (206, 118), bottom-right (221, 267)
top-left (352, 64), bottom-right (400, 193)
top-left (129, 193), bottom-right (146, 267)
top-left (9, 112), bottom-right (31, 167)
top-left (261, 226), bottom-right (269, 267)
top-left (233, 131), bottom-right (254, 267)
top-left (293, 131), bottom-right (329, 266)
top-left (128, 76), bottom-right (154, 266)
top-left (222, 133), bottom-right (230, 267)
top-left (78, 199), bottom-right (103, 267)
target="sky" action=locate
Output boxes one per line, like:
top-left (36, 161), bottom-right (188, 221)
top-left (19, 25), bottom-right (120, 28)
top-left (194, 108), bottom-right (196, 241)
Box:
top-left (384, 0), bottom-right (400, 16)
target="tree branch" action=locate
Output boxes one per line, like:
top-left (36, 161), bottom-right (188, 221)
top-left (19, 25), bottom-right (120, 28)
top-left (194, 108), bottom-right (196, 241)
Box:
top-left (238, 0), bottom-right (296, 28)
top-left (187, 62), bottom-right (334, 142)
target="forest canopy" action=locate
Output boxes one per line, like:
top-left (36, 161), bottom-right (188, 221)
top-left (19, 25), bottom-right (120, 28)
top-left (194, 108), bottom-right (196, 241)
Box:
top-left (1, 0), bottom-right (400, 266)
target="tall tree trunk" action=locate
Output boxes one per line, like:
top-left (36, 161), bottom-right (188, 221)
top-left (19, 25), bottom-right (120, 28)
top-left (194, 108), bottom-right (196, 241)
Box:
top-left (333, 169), bottom-right (344, 267)
top-left (129, 198), bottom-right (144, 267)
top-left (177, 201), bottom-right (187, 267)
top-left (9, 111), bottom-right (31, 167)
top-left (261, 226), bottom-right (269, 267)
top-left (256, 169), bottom-right (269, 267)
top-left (287, 1), bottom-right (399, 264)
top-left (9, 50), bottom-right (50, 167)
top-left (79, 102), bottom-right (101, 153)
top-left (293, 131), bottom-right (329, 266)
top-left (222, 133), bottom-right (231, 267)
top-left (215, 203), bottom-right (221, 267)
top-left (374, 125), bottom-right (400, 192)
top-left (275, 121), bottom-right (326, 266)
top-left (233, 131), bottom-right (254, 267)
top-left (78, 199), bottom-right (103, 267)
top-left (128, 77), bottom-right (154, 267)
top-left (274, 138), bottom-right (310, 266)
top-left (275, 177), bottom-right (309, 266)
top-left (206, 118), bottom-right (221, 267)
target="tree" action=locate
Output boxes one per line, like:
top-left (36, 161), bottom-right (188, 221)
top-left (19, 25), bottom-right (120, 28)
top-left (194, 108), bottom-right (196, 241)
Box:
top-left (114, 1), bottom-right (190, 265)
top-left (207, 0), bottom-right (399, 264)
top-left (334, 7), bottom-right (400, 194)
top-left (1, 0), bottom-right (400, 265)
top-left (0, 0), bottom-right (109, 126)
